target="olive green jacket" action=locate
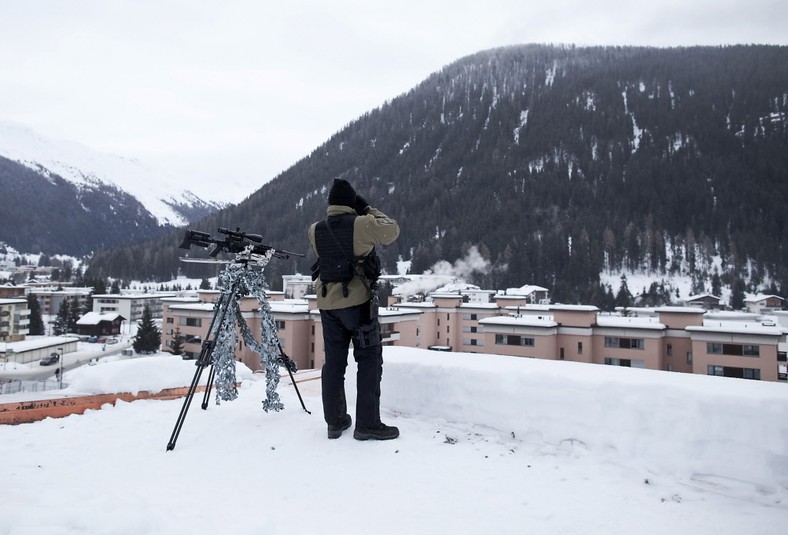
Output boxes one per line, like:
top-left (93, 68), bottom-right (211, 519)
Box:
top-left (308, 204), bottom-right (399, 310)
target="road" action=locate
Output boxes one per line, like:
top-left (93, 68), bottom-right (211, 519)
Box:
top-left (0, 339), bottom-right (135, 382)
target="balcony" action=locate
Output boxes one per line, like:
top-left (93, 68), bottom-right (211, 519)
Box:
top-left (382, 331), bottom-right (400, 343)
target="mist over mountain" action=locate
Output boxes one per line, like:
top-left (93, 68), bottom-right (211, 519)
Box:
top-left (85, 44), bottom-right (788, 303)
top-left (0, 122), bottom-right (223, 256)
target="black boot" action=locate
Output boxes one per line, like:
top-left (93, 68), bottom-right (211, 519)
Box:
top-left (327, 414), bottom-right (352, 439)
top-left (353, 422), bottom-right (399, 441)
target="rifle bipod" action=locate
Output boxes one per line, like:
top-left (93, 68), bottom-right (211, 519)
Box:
top-left (166, 264), bottom-right (310, 452)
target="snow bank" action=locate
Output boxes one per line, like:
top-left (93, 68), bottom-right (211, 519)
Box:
top-left (382, 347), bottom-right (788, 492)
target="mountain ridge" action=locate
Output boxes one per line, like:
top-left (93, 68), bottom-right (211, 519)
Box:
top-left (77, 45), bottom-right (788, 301)
top-left (0, 121), bottom-right (224, 255)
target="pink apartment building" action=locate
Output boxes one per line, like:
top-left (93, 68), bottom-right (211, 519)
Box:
top-left (161, 289), bottom-right (787, 382)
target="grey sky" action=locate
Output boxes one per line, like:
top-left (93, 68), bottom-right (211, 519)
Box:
top-left (0, 0), bottom-right (785, 200)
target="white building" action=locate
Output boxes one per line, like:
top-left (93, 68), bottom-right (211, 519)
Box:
top-left (92, 293), bottom-right (175, 324)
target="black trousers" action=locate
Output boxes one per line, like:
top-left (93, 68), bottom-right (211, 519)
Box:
top-left (320, 302), bottom-right (383, 429)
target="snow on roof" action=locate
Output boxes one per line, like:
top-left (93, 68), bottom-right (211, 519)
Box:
top-left (161, 296), bottom-right (201, 303)
top-left (596, 316), bottom-right (666, 330)
top-left (76, 312), bottom-right (125, 325)
top-left (688, 321), bottom-right (786, 336)
top-left (268, 300), bottom-right (309, 314)
top-left (479, 315), bottom-right (559, 328)
top-left (654, 306), bottom-right (706, 314)
top-left (502, 284), bottom-right (549, 295)
top-left (744, 294), bottom-right (784, 303)
top-left (458, 302), bottom-right (499, 309)
top-left (550, 304), bottom-right (599, 312)
top-left (92, 293), bottom-right (177, 300)
top-left (686, 293), bottom-right (721, 301)
top-left (2, 335), bottom-right (80, 352)
top-left (393, 301), bottom-right (436, 308)
top-left (168, 303), bottom-right (216, 312)
top-left (379, 307), bottom-right (422, 318)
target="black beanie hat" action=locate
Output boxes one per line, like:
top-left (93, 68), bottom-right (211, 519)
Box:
top-left (328, 179), bottom-right (357, 207)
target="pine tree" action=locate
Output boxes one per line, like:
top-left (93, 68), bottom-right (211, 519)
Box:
top-left (67, 296), bottom-right (81, 332)
top-left (170, 327), bottom-right (184, 356)
top-left (26, 295), bottom-right (45, 335)
top-left (615, 274), bottom-right (632, 308)
top-left (53, 300), bottom-right (69, 335)
top-left (200, 278), bottom-right (211, 290)
top-left (133, 305), bottom-right (161, 354)
top-left (730, 278), bottom-right (746, 310)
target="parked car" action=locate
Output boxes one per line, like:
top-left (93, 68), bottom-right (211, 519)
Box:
top-left (40, 353), bottom-right (60, 366)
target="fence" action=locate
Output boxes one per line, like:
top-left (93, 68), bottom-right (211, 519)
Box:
top-left (0, 379), bottom-right (66, 396)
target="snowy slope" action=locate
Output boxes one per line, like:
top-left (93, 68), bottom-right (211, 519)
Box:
top-left (0, 347), bottom-right (785, 534)
top-left (0, 120), bottom-right (221, 226)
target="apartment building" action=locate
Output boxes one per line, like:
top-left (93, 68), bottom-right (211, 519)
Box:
top-left (161, 291), bottom-right (313, 372)
top-left (27, 287), bottom-right (92, 316)
top-left (92, 293), bottom-right (174, 325)
top-left (160, 281), bottom-right (787, 382)
top-left (479, 306), bottom-right (785, 381)
top-left (0, 298), bottom-right (30, 342)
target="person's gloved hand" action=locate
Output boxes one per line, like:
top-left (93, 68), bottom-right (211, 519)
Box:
top-left (354, 195), bottom-right (370, 215)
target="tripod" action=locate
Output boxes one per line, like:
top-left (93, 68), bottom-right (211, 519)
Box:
top-left (166, 245), bottom-right (310, 451)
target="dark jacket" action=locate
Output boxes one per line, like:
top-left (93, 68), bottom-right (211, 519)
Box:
top-left (308, 205), bottom-right (399, 310)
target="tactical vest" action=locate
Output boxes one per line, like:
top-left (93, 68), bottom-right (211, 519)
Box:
top-left (313, 214), bottom-right (381, 298)
top-left (314, 214), bottom-right (357, 297)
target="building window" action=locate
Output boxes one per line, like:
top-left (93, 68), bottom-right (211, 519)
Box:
top-left (180, 317), bottom-right (202, 327)
top-left (667, 343), bottom-right (672, 356)
top-left (707, 342), bottom-right (760, 357)
top-left (604, 337), bottom-right (644, 349)
top-left (577, 342), bottom-right (583, 355)
top-left (276, 320), bottom-right (286, 330)
top-left (166, 317), bottom-right (174, 324)
top-left (707, 365), bottom-right (761, 380)
top-left (494, 334), bottom-right (534, 346)
top-left (605, 358), bottom-right (645, 368)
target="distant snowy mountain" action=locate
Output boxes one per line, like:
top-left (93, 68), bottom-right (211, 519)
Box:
top-left (0, 120), bottom-right (222, 227)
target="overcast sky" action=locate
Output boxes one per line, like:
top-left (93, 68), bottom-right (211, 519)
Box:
top-left (1, 0), bottom-right (785, 201)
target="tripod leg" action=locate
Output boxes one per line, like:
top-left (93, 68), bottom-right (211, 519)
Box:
top-left (201, 361), bottom-right (218, 410)
top-left (166, 360), bottom-right (209, 451)
top-left (278, 342), bottom-right (311, 414)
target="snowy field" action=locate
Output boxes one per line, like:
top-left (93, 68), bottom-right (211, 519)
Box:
top-left (1, 347), bottom-right (787, 535)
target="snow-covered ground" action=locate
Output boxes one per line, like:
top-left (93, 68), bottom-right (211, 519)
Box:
top-left (1, 347), bottom-right (786, 534)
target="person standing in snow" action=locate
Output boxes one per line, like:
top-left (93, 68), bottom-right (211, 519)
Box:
top-left (308, 179), bottom-right (400, 440)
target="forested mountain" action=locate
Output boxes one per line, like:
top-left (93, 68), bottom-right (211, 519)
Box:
top-left (86, 45), bottom-right (788, 304)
